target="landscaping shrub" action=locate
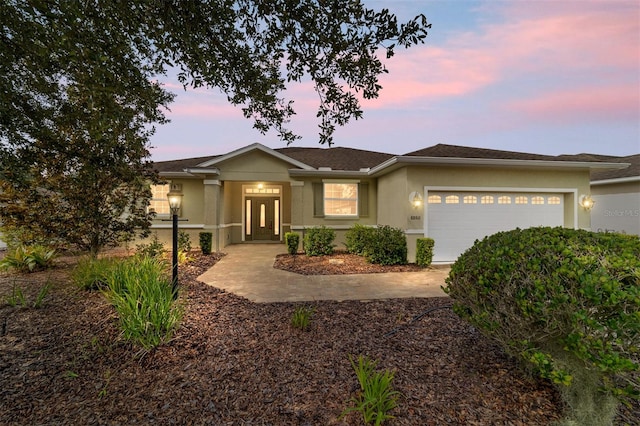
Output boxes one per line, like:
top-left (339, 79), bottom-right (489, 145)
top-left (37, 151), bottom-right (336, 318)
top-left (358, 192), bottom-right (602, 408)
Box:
top-left (344, 224), bottom-right (375, 255)
top-left (0, 245), bottom-right (57, 272)
top-left (303, 226), bottom-right (335, 256)
top-left (199, 232), bottom-right (212, 255)
top-left (444, 227), bottom-right (640, 426)
top-left (285, 232), bottom-right (300, 254)
top-left (72, 256), bottom-right (119, 291)
top-left (364, 225), bottom-right (407, 266)
top-left (415, 238), bottom-right (434, 267)
top-left (135, 233), bottom-right (166, 258)
top-left (178, 230), bottom-right (192, 263)
top-left (104, 256), bottom-right (183, 350)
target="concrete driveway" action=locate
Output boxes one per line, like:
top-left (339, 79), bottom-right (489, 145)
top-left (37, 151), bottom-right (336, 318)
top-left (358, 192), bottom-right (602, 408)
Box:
top-left (197, 244), bottom-right (450, 303)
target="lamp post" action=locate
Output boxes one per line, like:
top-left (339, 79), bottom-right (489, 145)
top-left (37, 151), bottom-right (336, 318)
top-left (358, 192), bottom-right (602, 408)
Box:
top-left (167, 192), bottom-right (183, 298)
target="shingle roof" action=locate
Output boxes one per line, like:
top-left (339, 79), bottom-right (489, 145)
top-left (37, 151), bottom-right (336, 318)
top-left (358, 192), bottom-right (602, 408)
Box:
top-left (153, 155), bottom-right (219, 173)
top-left (586, 154), bottom-right (640, 181)
top-left (274, 147), bottom-right (393, 171)
top-left (404, 143), bottom-right (561, 161)
top-left (151, 143), bottom-right (637, 179)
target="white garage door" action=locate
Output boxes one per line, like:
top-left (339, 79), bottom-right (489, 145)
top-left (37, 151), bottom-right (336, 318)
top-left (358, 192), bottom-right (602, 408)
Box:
top-left (426, 192), bottom-right (564, 263)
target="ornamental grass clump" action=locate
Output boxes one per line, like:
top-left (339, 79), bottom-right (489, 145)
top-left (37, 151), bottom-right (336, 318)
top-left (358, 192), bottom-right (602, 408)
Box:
top-left (104, 256), bottom-right (183, 350)
top-left (291, 305), bottom-right (314, 330)
top-left (444, 227), bottom-right (640, 426)
top-left (341, 354), bottom-right (400, 425)
top-left (72, 256), bottom-right (119, 291)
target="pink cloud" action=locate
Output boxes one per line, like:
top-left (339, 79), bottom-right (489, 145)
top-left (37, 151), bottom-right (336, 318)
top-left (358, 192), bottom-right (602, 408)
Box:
top-left (507, 85), bottom-right (639, 123)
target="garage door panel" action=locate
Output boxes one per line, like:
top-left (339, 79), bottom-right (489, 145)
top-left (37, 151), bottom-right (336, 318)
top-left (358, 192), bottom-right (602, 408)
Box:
top-left (427, 192), bottom-right (563, 262)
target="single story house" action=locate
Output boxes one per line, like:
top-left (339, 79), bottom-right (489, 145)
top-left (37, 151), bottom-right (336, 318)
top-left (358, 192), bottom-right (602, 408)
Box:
top-left (150, 143), bottom-right (631, 263)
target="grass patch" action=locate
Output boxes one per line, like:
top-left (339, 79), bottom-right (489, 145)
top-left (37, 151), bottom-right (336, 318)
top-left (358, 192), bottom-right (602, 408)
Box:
top-left (104, 256), bottom-right (183, 350)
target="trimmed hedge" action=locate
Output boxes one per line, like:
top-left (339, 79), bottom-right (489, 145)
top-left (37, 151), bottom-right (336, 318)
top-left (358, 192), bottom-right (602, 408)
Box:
top-left (416, 238), bottom-right (434, 267)
top-left (285, 232), bottom-right (300, 255)
top-left (303, 226), bottom-right (335, 256)
top-left (364, 225), bottom-right (407, 266)
top-left (444, 227), bottom-right (640, 424)
top-left (199, 232), bottom-right (212, 255)
top-left (344, 223), bottom-right (375, 255)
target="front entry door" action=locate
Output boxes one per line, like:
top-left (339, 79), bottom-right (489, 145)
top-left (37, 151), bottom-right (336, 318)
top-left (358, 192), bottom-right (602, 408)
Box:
top-left (247, 197), bottom-right (279, 241)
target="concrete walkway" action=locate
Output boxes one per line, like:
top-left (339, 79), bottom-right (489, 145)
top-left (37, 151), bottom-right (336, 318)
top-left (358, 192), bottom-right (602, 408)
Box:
top-left (197, 244), bottom-right (450, 303)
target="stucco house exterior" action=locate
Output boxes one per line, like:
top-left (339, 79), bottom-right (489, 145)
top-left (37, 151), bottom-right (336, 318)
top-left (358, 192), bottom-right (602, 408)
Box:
top-left (587, 153), bottom-right (639, 236)
top-left (149, 143), bottom-right (630, 263)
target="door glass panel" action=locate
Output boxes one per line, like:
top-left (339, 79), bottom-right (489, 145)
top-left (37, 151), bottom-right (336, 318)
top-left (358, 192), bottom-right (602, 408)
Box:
top-left (260, 203), bottom-right (266, 227)
top-left (274, 200), bottom-right (280, 235)
top-left (246, 200), bottom-right (251, 235)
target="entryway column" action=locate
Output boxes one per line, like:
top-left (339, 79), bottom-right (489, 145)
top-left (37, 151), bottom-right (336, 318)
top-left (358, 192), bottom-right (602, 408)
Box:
top-left (203, 179), bottom-right (222, 251)
top-left (290, 180), bottom-right (304, 238)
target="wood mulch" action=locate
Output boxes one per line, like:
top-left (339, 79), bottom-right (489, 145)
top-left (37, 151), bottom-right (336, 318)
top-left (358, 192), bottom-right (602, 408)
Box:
top-left (0, 251), bottom-right (637, 425)
top-left (273, 250), bottom-right (427, 275)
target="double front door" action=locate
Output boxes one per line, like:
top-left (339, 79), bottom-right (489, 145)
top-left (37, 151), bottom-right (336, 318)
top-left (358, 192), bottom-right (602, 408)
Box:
top-left (245, 196), bottom-right (280, 241)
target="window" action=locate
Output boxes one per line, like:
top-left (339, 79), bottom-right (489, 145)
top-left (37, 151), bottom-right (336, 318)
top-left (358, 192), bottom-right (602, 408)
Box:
top-left (498, 196), bottom-right (511, 204)
top-left (148, 184), bottom-right (170, 215)
top-left (445, 195), bottom-right (459, 204)
top-left (515, 196), bottom-right (528, 204)
top-left (481, 195), bottom-right (494, 204)
top-left (463, 195), bottom-right (477, 204)
top-left (324, 183), bottom-right (358, 216)
top-left (532, 196), bottom-right (545, 205)
top-left (428, 195), bottom-right (442, 204)
top-left (548, 196), bottom-right (561, 205)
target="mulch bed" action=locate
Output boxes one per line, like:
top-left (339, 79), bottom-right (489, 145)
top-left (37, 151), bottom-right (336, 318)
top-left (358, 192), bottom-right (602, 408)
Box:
top-left (273, 250), bottom-right (427, 275)
top-left (0, 252), bottom-right (637, 425)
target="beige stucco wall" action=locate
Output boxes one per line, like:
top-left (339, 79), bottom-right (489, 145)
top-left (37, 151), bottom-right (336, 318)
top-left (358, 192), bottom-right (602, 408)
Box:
top-left (591, 180), bottom-right (640, 235)
top-left (377, 165), bottom-right (592, 262)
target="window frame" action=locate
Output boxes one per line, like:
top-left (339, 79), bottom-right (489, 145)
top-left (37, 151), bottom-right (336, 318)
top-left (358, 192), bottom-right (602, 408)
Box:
top-left (148, 184), bottom-right (171, 217)
top-left (322, 181), bottom-right (359, 217)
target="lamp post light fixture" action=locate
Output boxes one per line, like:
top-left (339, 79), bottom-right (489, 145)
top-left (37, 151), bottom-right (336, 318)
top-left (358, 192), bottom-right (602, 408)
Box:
top-left (167, 191), bottom-right (183, 298)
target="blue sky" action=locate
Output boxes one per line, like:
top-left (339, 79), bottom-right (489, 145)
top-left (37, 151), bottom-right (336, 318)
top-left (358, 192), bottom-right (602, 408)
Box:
top-left (150, 0), bottom-right (640, 161)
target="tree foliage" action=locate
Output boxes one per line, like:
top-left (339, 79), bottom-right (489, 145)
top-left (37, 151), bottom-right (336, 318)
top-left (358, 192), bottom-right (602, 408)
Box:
top-left (0, 0), bottom-right (430, 253)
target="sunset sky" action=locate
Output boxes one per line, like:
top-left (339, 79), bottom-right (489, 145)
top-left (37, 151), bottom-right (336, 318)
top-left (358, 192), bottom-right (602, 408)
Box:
top-left (150, 0), bottom-right (640, 161)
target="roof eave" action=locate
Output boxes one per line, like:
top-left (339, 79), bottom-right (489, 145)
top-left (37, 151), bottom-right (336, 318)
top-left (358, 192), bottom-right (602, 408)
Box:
top-left (197, 142), bottom-right (315, 170)
top-left (183, 167), bottom-right (220, 176)
top-left (369, 156), bottom-right (630, 175)
top-left (288, 169), bottom-right (370, 178)
top-left (591, 176), bottom-right (640, 186)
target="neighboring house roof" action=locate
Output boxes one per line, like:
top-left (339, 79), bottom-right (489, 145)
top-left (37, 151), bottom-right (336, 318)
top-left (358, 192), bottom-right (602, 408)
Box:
top-left (152, 142), bottom-right (632, 177)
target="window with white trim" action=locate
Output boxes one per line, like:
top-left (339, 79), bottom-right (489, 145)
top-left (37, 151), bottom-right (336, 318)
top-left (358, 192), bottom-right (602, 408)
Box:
top-left (498, 196), bottom-right (511, 204)
top-left (148, 184), bottom-right (170, 215)
top-left (445, 195), bottom-right (459, 204)
top-left (324, 183), bottom-right (358, 216)
top-left (515, 196), bottom-right (528, 204)
top-left (532, 196), bottom-right (545, 205)
top-left (481, 195), bottom-right (494, 204)
top-left (463, 195), bottom-right (477, 204)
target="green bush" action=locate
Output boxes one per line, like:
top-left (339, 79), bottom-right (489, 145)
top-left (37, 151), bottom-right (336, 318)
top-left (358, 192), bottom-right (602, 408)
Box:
top-left (285, 232), bottom-right (300, 255)
top-left (444, 227), bottom-right (640, 425)
top-left (416, 238), bottom-right (434, 267)
top-left (104, 256), bottom-right (183, 350)
top-left (303, 226), bottom-right (335, 256)
top-left (0, 245), bottom-right (57, 272)
top-left (365, 225), bottom-right (407, 266)
top-left (72, 256), bottom-right (119, 291)
top-left (135, 233), bottom-right (166, 258)
top-left (199, 232), bottom-right (212, 255)
top-left (345, 224), bottom-right (375, 255)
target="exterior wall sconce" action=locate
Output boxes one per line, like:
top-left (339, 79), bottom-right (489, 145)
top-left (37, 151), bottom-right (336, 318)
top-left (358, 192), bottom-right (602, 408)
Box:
top-left (167, 191), bottom-right (184, 298)
top-left (579, 194), bottom-right (595, 211)
top-left (409, 191), bottom-right (423, 208)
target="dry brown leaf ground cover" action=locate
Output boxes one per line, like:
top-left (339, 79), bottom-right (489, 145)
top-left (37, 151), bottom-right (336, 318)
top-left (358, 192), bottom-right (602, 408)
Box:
top-left (0, 251), bottom-right (637, 425)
